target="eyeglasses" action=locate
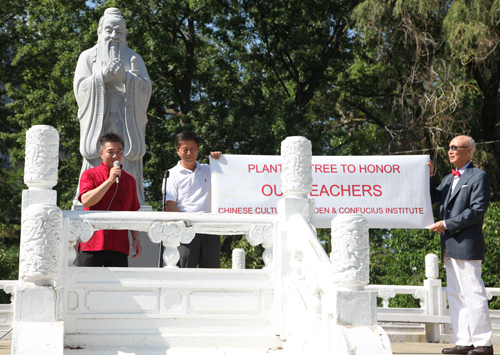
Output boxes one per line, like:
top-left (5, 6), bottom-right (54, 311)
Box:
top-left (448, 145), bottom-right (469, 151)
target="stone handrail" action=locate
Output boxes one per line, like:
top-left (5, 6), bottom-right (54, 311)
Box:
top-left (365, 285), bottom-right (427, 309)
top-left (283, 212), bottom-right (389, 354)
top-left (0, 280), bottom-right (18, 291)
top-left (281, 213), bottom-right (328, 353)
top-left (63, 210), bottom-right (275, 234)
top-left (63, 210), bottom-right (276, 268)
top-left (288, 213), bottom-right (336, 300)
top-left (0, 281), bottom-right (16, 339)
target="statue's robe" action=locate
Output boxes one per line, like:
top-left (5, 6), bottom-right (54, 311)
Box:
top-left (73, 44), bottom-right (151, 206)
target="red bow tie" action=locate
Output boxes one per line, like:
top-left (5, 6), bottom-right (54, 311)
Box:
top-left (452, 169), bottom-right (461, 177)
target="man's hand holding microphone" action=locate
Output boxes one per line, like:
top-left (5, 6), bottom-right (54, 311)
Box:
top-left (111, 160), bottom-right (122, 184)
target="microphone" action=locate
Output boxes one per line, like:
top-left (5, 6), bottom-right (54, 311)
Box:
top-left (162, 170), bottom-right (169, 195)
top-left (113, 160), bottom-right (120, 184)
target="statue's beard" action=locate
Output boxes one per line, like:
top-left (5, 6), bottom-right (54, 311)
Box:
top-left (97, 39), bottom-right (126, 65)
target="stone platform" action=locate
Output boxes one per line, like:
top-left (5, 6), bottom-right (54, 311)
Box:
top-left (0, 340), bottom-right (464, 354)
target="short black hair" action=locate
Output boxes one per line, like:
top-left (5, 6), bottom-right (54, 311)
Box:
top-left (174, 131), bottom-right (201, 149)
top-left (100, 132), bottom-right (124, 151)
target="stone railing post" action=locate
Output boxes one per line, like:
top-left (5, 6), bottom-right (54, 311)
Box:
top-left (232, 249), bottom-right (245, 269)
top-left (277, 136), bottom-right (314, 338)
top-left (148, 222), bottom-right (196, 267)
top-left (329, 214), bottom-right (376, 327)
top-left (330, 214), bottom-right (369, 291)
top-left (13, 125), bottom-right (64, 355)
top-left (245, 224), bottom-right (274, 268)
top-left (278, 136), bottom-right (315, 223)
top-left (423, 253), bottom-right (443, 343)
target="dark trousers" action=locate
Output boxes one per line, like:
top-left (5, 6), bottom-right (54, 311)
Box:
top-left (78, 250), bottom-right (128, 267)
top-left (177, 233), bottom-right (220, 268)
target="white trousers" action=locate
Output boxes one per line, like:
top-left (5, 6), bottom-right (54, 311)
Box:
top-left (444, 250), bottom-right (492, 346)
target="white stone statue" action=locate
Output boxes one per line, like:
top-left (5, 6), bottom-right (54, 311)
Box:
top-left (73, 7), bottom-right (151, 206)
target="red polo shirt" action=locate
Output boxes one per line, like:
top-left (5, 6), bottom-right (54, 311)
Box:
top-left (78, 162), bottom-right (140, 255)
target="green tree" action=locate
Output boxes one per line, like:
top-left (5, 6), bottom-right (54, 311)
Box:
top-left (4, 0), bottom-right (98, 211)
top-left (348, 1), bottom-right (461, 154)
top-left (444, 0), bottom-right (500, 142)
top-left (443, 0), bottom-right (500, 198)
top-left (0, 1), bottom-right (28, 241)
top-left (0, 242), bottom-right (19, 303)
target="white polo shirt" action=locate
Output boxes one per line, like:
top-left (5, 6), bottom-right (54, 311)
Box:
top-left (165, 161), bottom-right (211, 213)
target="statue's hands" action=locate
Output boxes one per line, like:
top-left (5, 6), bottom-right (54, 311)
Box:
top-left (102, 62), bottom-right (115, 83)
top-left (112, 59), bottom-right (127, 83)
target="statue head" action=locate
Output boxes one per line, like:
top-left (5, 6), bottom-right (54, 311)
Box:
top-left (97, 8), bottom-right (128, 61)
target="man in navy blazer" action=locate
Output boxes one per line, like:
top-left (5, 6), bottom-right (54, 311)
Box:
top-left (428, 135), bottom-right (492, 355)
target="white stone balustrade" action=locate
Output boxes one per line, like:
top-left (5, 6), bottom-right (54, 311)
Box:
top-left (14, 127), bottom-right (397, 354)
top-left (63, 211), bottom-right (276, 268)
top-left (366, 252), bottom-right (449, 343)
top-left (0, 281), bottom-right (17, 340)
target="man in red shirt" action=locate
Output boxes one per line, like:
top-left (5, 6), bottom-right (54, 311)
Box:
top-left (77, 133), bottom-right (142, 266)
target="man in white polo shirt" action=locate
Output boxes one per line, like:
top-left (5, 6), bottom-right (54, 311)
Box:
top-left (165, 131), bottom-right (222, 268)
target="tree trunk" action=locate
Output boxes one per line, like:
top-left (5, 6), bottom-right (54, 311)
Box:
top-left (480, 96), bottom-right (497, 142)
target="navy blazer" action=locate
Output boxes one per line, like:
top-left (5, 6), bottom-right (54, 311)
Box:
top-left (430, 163), bottom-right (491, 261)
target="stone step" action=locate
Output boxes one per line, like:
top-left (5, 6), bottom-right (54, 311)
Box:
top-left (64, 346), bottom-right (286, 354)
top-left (65, 334), bottom-right (284, 353)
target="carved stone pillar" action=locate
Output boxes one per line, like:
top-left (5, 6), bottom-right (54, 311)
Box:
top-left (278, 136), bottom-right (315, 225)
top-left (19, 204), bottom-right (63, 286)
top-left (149, 222), bottom-right (195, 267)
top-left (281, 136), bottom-right (313, 198)
top-left (277, 136), bottom-right (316, 339)
top-left (330, 214), bottom-right (369, 291)
top-left (232, 249), bottom-right (245, 269)
top-left (24, 125), bottom-right (59, 190)
top-left (14, 125), bottom-right (64, 355)
top-left (328, 214), bottom-right (377, 327)
top-left (20, 125), bottom-right (62, 286)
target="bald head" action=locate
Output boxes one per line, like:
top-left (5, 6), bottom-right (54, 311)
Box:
top-left (448, 135), bottom-right (475, 169)
top-left (453, 135), bottom-right (475, 155)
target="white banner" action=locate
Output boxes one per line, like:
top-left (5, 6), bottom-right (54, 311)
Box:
top-left (210, 155), bottom-right (434, 229)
